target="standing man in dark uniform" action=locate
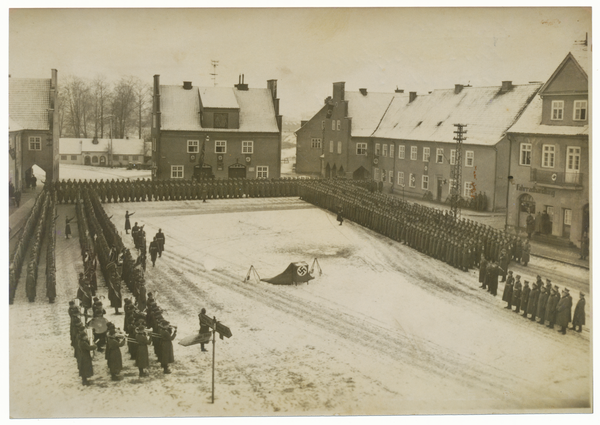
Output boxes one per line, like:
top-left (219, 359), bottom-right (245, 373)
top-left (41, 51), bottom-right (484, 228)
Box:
top-left (149, 237), bottom-right (159, 267)
top-left (155, 229), bottom-right (165, 257)
top-left (571, 292), bottom-right (586, 332)
top-left (556, 288), bottom-right (573, 335)
top-left (159, 320), bottom-right (177, 374)
top-left (125, 211), bottom-right (135, 234)
top-left (199, 308), bottom-right (210, 352)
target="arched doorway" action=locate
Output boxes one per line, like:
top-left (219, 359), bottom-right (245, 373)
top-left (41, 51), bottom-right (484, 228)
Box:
top-left (353, 166), bottom-right (369, 180)
top-left (84, 156), bottom-right (91, 165)
top-left (228, 163), bottom-right (247, 179)
top-left (331, 164), bottom-right (337, 177)
top-left (581, 203), bottom-right (589, 237)
top-left (325, 163), bottom-right (331, 178)
top-left (338, 166), bottom-right (345, 178)
top-left (99, 156), bottom-right (106, 166)
top-left (518, 194), bottom-right (536, 230)
top-left (91, 156), bottom-right (99, 165)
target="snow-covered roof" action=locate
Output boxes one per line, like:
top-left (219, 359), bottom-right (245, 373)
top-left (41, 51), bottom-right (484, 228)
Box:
top-left (507, 95), bottom-right (589, 137)
top-left (346, 91), bottom-right (406, 138)
top-left (9, 78), bottom-right (51, 131)
top-left (372, 83), bottom-right (542, 146)
top-left (160, 85), bottom-right (279, 133)
top-left (199, 87), bottom-right (240, 109)
top-left (59, 138), bottom-right (145, 155)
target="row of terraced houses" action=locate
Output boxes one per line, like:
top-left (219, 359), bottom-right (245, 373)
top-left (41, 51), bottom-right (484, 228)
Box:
top-left (296, 43), bottom-right (589, 247)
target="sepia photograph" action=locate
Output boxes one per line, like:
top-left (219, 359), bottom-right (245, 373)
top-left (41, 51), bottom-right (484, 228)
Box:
top-left (5, 3), bottom-right (593, 420)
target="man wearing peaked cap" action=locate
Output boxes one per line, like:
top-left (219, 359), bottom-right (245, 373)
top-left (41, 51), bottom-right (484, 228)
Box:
top-left (135, 325), bottom-right (151, 377)
top-left (571, 292), bottom-right (586, 333)
top-left (159, 320), bottom-right (177, 374)
top-left (556, 288), bottom-right (573, 335)
top-left (520, 281), bottom-right (531, 317)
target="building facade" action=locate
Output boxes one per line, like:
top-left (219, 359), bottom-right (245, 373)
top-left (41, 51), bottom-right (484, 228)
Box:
top-left (298, 80), bottom-right (541, 211)
top-left (59, 138), bottom-right (145, 167)
top-left (506, 45), bottom-right (589, 246)
top-left (151, 75), bottom-right (282, 181)
top-left (9, 69), bottom-right (60, 189)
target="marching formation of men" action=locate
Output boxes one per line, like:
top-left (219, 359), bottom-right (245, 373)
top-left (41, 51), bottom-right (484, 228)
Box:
top-left (501, 274), bottom-right (586, 335)
top-left (298, 178), bottom-right (587, 335)
top-left (69, 292), bottom-right (178, 384)
top-left (298, 179), bottom-right (531, 274)
top-left (51, 176), bottom-right (306, 204)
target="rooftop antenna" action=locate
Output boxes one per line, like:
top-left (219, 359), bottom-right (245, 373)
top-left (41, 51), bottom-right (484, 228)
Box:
top-left (210, 60), bottom-right (219, 87)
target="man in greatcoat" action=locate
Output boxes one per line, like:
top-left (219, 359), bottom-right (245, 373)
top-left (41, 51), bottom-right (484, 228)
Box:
top-left (478, 255), bottom-right (488, 289)
top-left (570, 292), bottom-right (585, 333)
top-left (526, 282), bottom-right (540, 321)
top-left (155, 229), bottom-right (165, 257)
top-left (555, 288), bottom-right (573, 335)
top-left (159, 320), bottom-right (177, 374)
top-left (502, 271), bottom-right (514, 309)
top-left (520, 281), bottom-right (531, 317)
top-left (149, 237), bottom-right (159, 267)
top-left (77, 331), bottom-right (97, 386)
top-left (536, 285), bottom-right (549, 325)
top-left (135, 325), bottom-right (152, 377)
top-left (545, 286), bottom-right (560, 329)
top-left (105, 322), bottom-right (126, 380)
top-left (511, 278), bottom-right (522, 314)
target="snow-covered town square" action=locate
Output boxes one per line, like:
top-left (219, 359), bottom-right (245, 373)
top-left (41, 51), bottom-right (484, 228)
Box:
top-left (7, 6), bottom-right (593, 421)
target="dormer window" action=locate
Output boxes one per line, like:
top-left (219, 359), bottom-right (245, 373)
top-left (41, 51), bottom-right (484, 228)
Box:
top-left (551, 101), bottom-right (564, 120)
top-left (574, 100), bottom-right (587, 121)
top-left (214, 113), bottom-right (229, 129)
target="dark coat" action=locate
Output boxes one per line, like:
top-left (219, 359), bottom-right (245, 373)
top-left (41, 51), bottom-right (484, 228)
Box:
top-left (135, 332), bottom-right (151, 369)
top-left (511, 285), bottom-right (521, 308)
top-left (527, 287), bottom-right (540, 315)
top-left (105, 334), bottom-right (125, 374)
top-left (545, 292), bottom-right (560, 324)
top-left (159, 328), bottom-right (176, 367)
top-left (478, 259), bottom-right (488, 284)
top-left (536, 290), bottom-right (549, 320)
top-left (78, 338), bottom-right (95, 378)
top-left (556, 294), bottom-right (573, 328)
top-left (572, 297), bottom-right (586, 326)
top-left (520, 285), bottom-right (531, 311)
top-left (502, 281), bottom-right (513, 303)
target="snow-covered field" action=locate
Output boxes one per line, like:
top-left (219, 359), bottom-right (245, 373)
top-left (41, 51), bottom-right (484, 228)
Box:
top-left (9, 196), bottom-right (591, 418)
top-left (59, 164), bottom-right (151, 181)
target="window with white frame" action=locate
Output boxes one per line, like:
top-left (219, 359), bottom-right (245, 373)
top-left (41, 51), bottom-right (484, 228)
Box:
top-left (132, 155), bottom-right (139, 161)
top-left (542, 144), bottom-right (555, 168)
top-left (257, 166), bottom-right (269, 178)
top-left (242, 141), bottom-right (254, 154)
top-left (409, 173), bottom-right (416, 188)
top-left (337, 141), bottom-right (342, 154)
top-left (374, 167), bottom-right (380, 181)
top-left (331, 120), bottom-right (336, 130)
top-left (574, 100), bottom-right (587, 121)
top-left (410, 146), bottom-right (418, 160)
top-left (71, 155), bottom-right (77, 160)
top-left (450, 149), bottom-right (456, 165)
top-left (356, 143), bottom-right (367, 155)
top-left (422, 175), bottom-right (429, 190)
top-left (61, 155), bottom-right (67, 160)
top-left (382, 144), bottom-right (388, 157)
top-left (465, 151), bottom-right (474, 167)
top-left (215, 140), bottom-right (227, 153)
top-left (29, 136), bottom-right (42, 151)
top-left (311, 138), bottom-right (322, 148)
top-left (564, 208), bottom-right (572, 226)
top-left (464, 181), bottom-right (474, 197)
top-left (436, 148), bottom-right (444, 163)
top-left (389, 144), bottom-right (394, 158)
top-left (337, 120), bottom-right (341, 131)
top-left (171, 165), bottom-right (184, 179)
top-left (187, 140), bottom-right (199, 153)
top-left (388, 170), bottom-right (393, 183)
top-left (398, 145), bottom-right (405, 159)
top-left (423, 147), bottom-right (430, 162)
top-left (381, 169), bottom-right (386, 182)
top-left (519, 143), bottom-right (532, 166)
top-left (397, 171), bottom-right (405, 186)
top-left (449, 179), bottom-right (457, 194)
top-left (375, 143), bottom-right (381, 156)
top-left (321, 120), bottom-right (325, 130)
top-left (122, 155), bottom-right (129, 161)
top-left (551, 100), bottom-right (564, 120)
top-left (329, 140), bottom-right (334, 153)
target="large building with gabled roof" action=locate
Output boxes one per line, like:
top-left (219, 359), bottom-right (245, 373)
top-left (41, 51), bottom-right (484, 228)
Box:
top-left (151, 75), bottom-right (282, 180)
top-left (9, 69), bottom-right (60, 189)
top-left (505, 40), bottom-right (589, 247)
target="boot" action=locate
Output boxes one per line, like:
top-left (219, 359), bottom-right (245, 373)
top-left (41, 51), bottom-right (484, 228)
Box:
top-left (111, 374), bottom-right (122, 381)
top-left (163, 367), bottom-right (171, 374)
top-left (82, 377), bottom-right (90, 386)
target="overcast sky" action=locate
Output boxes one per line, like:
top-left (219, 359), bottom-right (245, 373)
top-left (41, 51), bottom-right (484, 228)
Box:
top-left (9, 7), bottom-right (591, 120)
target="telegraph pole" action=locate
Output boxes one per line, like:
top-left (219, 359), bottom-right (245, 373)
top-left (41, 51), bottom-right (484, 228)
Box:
top-left (210, 60), bottom-right (219, 87)
top-left (450, 123), bottom-right (467, 221)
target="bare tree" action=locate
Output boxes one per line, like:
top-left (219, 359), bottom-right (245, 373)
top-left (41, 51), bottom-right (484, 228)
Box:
top-left (62, 75), bottom-right (93, 138)
top-left (92, 76), bottom-right (110, 138)
top-left (110, 76), bottom-right (137, 139)
top-left (134, 78), bottom-right (152, 140)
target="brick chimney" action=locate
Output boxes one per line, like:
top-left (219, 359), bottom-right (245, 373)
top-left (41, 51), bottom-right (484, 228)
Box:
top-left (183, 81), bottom-right (193, 90)
top-left (333, 82), bottom-right (345, 101)
top-left (235, 74), bottom-right (249, 91)
top-left (359, 88), bottom-right (368, 96)
top-left (153, 74), bottom-right (161, 129)
top-left (395, 87), bottom-right (404, 93)
top-left (454, 84), bottom-right (464, 94)
top-left (409, 92), bottom-right (417, 103)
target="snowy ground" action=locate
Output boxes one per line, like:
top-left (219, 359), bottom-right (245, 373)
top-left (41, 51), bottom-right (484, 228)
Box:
top-left (9, 196), bottom-right (591, 418)
top-left (59, 164), bottom-right (151, 181)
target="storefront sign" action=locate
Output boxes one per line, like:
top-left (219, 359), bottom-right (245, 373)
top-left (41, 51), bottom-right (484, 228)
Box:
top-left (516, 184), bottom-right (555, 197)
